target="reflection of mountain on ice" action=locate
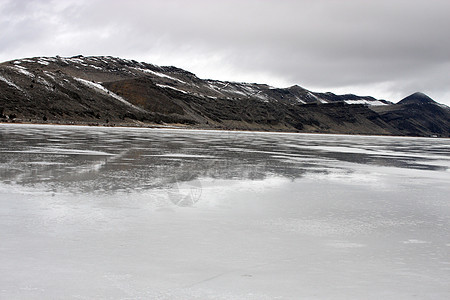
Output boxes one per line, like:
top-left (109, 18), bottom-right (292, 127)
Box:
top-left (1, 124), bottom-right (449, 195)
top-left (1, 124), bottom-right (450, 299)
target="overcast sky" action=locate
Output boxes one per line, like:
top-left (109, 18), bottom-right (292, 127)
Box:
top-left (1, 0), bottom-right (449, 104)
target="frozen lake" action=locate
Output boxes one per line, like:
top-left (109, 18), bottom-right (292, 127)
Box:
top-left (1, 124), bottom-right (449, 299)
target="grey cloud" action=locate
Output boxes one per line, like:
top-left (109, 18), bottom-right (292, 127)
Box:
top-left (0, 0), bottom-right (449, 104)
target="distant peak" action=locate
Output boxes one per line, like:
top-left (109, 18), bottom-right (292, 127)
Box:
top-left (398, 92), bottom-right (436, 105)
top-left (410, 92), bottom-right (430, 99)
top-left (288, 84), bottom-right (307, 91)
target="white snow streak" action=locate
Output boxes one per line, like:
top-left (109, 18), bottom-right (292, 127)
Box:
top-left (344, 99), bottom-right (387, 106)
top-left (0, 75), bottom-right (25, 93)
top-left (87, 65), bottom-right (104, 70)
top-left (10, 66), bottom-right (34, 77)
top-left (295, 96), bottom-right (306, 104)
top-left (132, 67), bottom-right (186, 84)
top-left (156, 84), bottom-right (188, 94)
top-left (43, 71), bottom-right (57, 82)
top-left (74, 77), bottom-right (145, 112)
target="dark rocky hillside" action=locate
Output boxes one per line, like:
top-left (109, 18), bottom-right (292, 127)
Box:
top-left (372, 92), bottom-right (450, 137)
top-left (0, 55), bottom-right (449, 136)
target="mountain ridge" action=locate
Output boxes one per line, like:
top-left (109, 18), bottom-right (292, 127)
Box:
top-left (1, 55), bottom-right (449, 137)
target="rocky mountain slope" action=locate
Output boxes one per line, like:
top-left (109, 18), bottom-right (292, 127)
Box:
top-left (372, 92), bottom-right (450, 137)
top-left (1, 55), bottom-right (449, 136)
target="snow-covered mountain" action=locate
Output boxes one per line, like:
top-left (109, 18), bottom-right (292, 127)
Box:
top-left (1, 55), bottom-right (449, 136)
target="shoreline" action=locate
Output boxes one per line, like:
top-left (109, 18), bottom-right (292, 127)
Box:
top-left (0, 120), bottom-right (446, 139)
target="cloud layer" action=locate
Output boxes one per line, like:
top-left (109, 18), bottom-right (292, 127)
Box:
top-left (1, 0), bottom-right (449, 104)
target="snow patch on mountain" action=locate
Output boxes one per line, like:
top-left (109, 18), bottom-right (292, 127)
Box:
top-left (43, 71), bottom-right (57, 82)
top-left (344, 99), bottom-right (387, 106)
top-left (304, 92), bottom-right (322, 104)
top-left (0, 75), bottom-right (26, 93)
top-left (156, 84), bottom-right (188, 94)
top-left (252, 90), bottom-right (270, 101)
top-left (74, 77), bottom-right (145, 112)
top-left (295, 97), bottom-right (306, 104)
top-left (206, 82), bottom-right (225, 94)
top-left (37, 76), bottom-right (53, 90)
top-left (37, 60), bottom-right (49, 66)
top-left (42, 57), bottom-right (57, 62)
top-left (132, 67), bottom-right (186, 84)
top-left (10, 65), bottom-right (34, 77)
top-left (87, 64), bottom-right (104, 70)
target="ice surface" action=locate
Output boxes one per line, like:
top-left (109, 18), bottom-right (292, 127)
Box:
top-left (0, 124), bottom-right (449, 299)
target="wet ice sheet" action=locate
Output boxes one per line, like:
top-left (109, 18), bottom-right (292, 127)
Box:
top-left (0, 124), bottom-right (449, 299)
